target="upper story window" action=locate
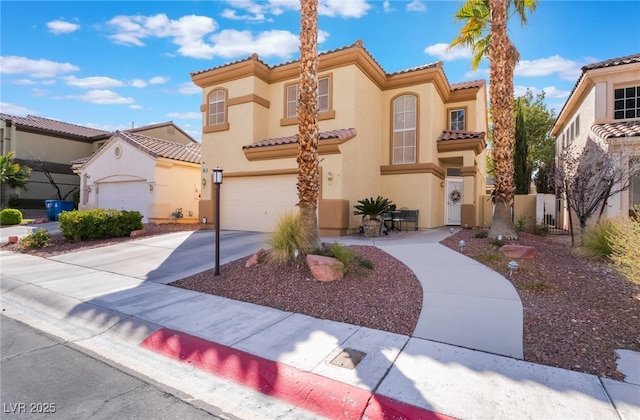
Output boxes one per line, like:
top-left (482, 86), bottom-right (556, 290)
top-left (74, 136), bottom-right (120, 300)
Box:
top-left (449, 109), bottom-right (465, 130)
top-left (208, 89), bottom-right (226, 126)
top-left (392, 94), bottom-right (417, 165)
top-left (286, 76), bottom-right (330, 118)
top-left (614, 86), bottom-right (639, 120)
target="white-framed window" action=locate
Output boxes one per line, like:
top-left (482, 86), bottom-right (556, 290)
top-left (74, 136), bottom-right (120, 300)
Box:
top-left (392, 94), bottom-right (417, 165)
top-left (449, 109), bottom-right (465, 130)
top-left (208, 89), bottom-right (226, 126)
top-left (614, 85), bottom-right (640, 120)
top-left (286, 76), bottom-right (330, 118)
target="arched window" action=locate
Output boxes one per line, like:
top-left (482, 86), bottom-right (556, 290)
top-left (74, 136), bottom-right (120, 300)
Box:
top-left (208, 89), bottom-right (226, 126)
top-left (392, 94), bottom-right (417, 164)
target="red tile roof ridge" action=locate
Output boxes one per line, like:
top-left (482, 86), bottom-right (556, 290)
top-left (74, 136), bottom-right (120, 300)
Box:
top-left (1, 112), bottom-right (110, 138)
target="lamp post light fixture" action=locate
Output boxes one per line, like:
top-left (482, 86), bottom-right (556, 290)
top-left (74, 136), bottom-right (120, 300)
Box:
top-left (508, 260), bottom-right (519, 277)
top-left (459, 240), bottom-right (466, 252)
top-left (450, 227), bottom-right (454, 234)
top-left (213, 167), bottom-right (223, 276)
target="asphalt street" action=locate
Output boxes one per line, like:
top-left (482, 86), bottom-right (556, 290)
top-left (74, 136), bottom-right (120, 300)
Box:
top-left (0, 314), bottom-right (223, 419)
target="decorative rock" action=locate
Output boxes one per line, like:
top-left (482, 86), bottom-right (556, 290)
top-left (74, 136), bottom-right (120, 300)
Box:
top-left (245, 248), bottom-right (268, 267)
top-left (500, 245), bottom-right (536, 259)
top-left (129, 229), bottom-right (145, 237)
top-left (306, 254), bottom-right (344, 282)
top-left (8, 236), bottom-right (18, 244)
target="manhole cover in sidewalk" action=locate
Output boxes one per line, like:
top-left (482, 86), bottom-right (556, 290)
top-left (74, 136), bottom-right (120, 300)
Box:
top-left (329, 348), bottom-right (366, 369)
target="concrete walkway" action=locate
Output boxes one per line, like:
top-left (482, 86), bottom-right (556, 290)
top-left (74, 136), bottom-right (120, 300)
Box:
top-left (1, 226), bottom-right (638, 419)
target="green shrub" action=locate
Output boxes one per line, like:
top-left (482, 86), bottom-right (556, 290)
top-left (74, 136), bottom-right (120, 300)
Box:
top-left (58, 208), bottom-right (143, 241)
top-left (21, 228), bottom-right (51, 248)
top-left (609, 215), bottom-right (640, 284)
top-left (475, 230), bottom-right (489, 238)
top-left (7, 194), bottom-right (20, 208)
top-left (0, 208), bottom-right (23, 226)
top-left (312, 241), bottom-right (373, 274)
top-left (580, 219), bottom-right (617, 259)
top-left (266, 211), bottom-right (313, 265)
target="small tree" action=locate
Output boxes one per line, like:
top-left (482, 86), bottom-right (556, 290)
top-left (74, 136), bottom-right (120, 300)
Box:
top-left (514, 100), bottom-right (530, 194)
top-left (31, 159), bottom-right (77, 201)
top-left (0, 152), bottom-right (31, 190)
top-left (556, 137), bottom-right (640, 243)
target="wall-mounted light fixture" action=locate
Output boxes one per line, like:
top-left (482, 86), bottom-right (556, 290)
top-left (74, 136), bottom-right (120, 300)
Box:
top-left (149, 184), bottom-right (153, 191)
top-left (440, 180), bottom-right (444, 187)
top-left (202, 177), bottom-right (207, 186)
top-left (87, 186), bottom-right (92, 193)
top-left (327, 171), bottom-right (334, 181)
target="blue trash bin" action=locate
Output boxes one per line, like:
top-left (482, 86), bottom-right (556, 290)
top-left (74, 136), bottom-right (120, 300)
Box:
top-left (47, 200), bottom-right (75, 221)
top-left (44, 200), bottom-right (56, 221)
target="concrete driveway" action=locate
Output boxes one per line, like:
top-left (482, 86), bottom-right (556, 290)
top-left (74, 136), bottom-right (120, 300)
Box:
top-left (49, 230), bottom-right (269, 284)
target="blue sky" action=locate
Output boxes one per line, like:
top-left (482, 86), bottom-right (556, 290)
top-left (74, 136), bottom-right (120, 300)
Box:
top-left (1, 0), bottom-right (639, 141)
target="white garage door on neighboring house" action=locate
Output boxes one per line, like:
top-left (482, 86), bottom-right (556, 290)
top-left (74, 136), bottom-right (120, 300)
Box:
top-left (220, 175), bottom-right (298, 232)
top-left (97, 181), bottom-right (149, 222)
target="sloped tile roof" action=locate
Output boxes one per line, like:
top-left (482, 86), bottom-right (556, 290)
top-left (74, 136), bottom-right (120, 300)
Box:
top-left (116, 131), bottom-right (201, 163)
top-left (127, 120), bottom-right (198, 143)
top-left (0, 113), bottom-right (110, 139)
top-left (243, 128), bottom-right (357, 149)
top-left (451, 80), bottom-right (486, 91)
top-left (592, 120), bottom-right (640, 139)
top-left (437, 130), bottom-right (485, 141)
top-left (582, 53), bottom-right (640, 71)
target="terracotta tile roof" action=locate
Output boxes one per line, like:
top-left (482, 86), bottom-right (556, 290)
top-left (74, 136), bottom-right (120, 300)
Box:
top-left (243, 128), bottom-right (357, 149)
top-left (581, 53), bottom-right (640, 71)
top-left (592, 120), bottom-right (640, 140)
top-left (437, 130), bottom-right (486, 141)
top-left (116, 131), bottom-right (201, 163)
top-left (0, 113), bottom-right (110, 139)
top-left (451, 80), bottom-right (486, 91)
top-left (126, 121), bottom-right (198, 143)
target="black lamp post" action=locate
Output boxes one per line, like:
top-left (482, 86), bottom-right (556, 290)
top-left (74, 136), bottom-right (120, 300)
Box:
top-left (213, 167), bottom-right (223, 275)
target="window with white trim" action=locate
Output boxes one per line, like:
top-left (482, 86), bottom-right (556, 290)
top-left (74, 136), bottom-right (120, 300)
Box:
top-left (286, 76), bottom-right (330, 118)
top-left (392, 94), bottom-right (417, 164)
top-left (449, 109), bottom-right (465, 130)
top-left (208, 89), bottom-right (226, 126)
top-left (614, 86), bottom-right (640, 120)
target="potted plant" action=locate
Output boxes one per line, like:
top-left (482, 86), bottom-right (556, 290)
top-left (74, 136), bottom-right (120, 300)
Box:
top-left (353, 196), bottom-right (392, 237)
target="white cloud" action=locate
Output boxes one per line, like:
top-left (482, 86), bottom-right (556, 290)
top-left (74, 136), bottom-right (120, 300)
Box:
top-left (107, 13), bottom-right (217, 59)
top-left (424, 43), bottom-right (473, 61)
top-left (210, 29), bottom-right (299, 59)
top-left (166, 111), bottom-right (200, 119)
top-left (47, 19), bottom-right (80, 34)
top-left (516, 55), bottom-right (581, 81)
top-left (130, 79), bottom-right (147, 88)
top-left (130, 104), bottom-right (143, 109)
top-left (406, 0), bottom-right (427, 12)
top-left (149, 76), bottom-right (169, 84)
top-left (32, 88), bottom-right (50, 97)
top-left (383, 1), bottom-right (394, 12)
top-left (0, 56), bottom-right (79, 78)
top-left (0, 102), bottom-right (36, 116)
top-left (178, 82), bottom-right (200, 95)
top-left (72, 89), bottom-right (135, 105)
top-left (64, 75), bottom-right (125, 89)
top-left (12, 79), bottom-right (36, 85)
top-left (318, 0), bottom-right (371, 18)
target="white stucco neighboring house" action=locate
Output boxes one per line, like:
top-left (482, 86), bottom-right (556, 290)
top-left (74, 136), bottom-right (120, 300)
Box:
top-left (72, 131), bottom-right (202, 223)
top-left (551, 53), bottom-right (640, 232)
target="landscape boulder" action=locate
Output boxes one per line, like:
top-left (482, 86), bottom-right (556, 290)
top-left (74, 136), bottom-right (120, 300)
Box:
top-left (306, 254), bottom-right (344, 282)
top-left (500, 245), bottom-right (536, 259)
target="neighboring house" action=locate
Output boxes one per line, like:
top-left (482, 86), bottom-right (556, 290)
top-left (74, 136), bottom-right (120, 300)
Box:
top-left (191, 40), bottom-right (488, 235)
top-left (71, 131), bottom-right (202, 223)
top-left (0, 114), bottom-right (110, 207)
top-left (551, 53), bottom-right (640, 231)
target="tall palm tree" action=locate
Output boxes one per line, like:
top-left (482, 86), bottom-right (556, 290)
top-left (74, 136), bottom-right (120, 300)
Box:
top-left (297, 0), bottom-right (321, 252)
top-left (0, 151), bottom-right (30, 190)
top-left (451, 0), bottom-right (537, 238)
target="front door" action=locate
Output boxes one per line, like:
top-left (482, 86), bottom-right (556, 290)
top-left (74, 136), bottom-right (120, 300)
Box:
top-left (445, 179), bottom-right (463, 225)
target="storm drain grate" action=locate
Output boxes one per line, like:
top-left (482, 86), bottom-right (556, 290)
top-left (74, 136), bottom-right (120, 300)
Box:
top-left (329, 348), bottom-right (366, 369)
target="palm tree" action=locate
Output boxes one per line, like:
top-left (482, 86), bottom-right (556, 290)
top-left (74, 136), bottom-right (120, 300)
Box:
top-left (297, 0), bottom-right (321, 252)
top-left (451, 0), bottom-right (537, 239)
top-left (0, 151), bottom-right (31, 190)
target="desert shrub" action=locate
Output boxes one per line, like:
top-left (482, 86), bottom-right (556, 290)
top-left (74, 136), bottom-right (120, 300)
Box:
top-left (20, 228), bottom-right (51, 248)
top-left (58, 208), bottom-right (143, 241)
top-left (580, 219), bottom-right (617, 259)
top-left (475, 230), bottom-right (488, 238)
top-left (0, 208), bottom-right (23, 226)
top-left (529, 223), bottom-right (550, 235)
top-left (609, 215), bottom-right (640, 284)
top-left (266, 211), bottom-right (313, 265)
top-left (312, 241), bottom-right (373, 274)
top-left (490, 237), bottom-right (507, 247)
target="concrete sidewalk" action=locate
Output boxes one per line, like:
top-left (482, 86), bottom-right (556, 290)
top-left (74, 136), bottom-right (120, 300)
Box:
top-left (1, 228), bottom-right (639, 419)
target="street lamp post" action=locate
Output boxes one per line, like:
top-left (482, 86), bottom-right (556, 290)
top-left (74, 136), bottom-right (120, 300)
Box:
top-left (213, 167), bottom-right (223, 276)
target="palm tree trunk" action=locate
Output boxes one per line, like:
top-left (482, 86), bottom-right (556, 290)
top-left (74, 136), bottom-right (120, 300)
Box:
top-left (488, 0), bottom-right (517, 239)
top-left (297, 0), bottom-right (321, 252)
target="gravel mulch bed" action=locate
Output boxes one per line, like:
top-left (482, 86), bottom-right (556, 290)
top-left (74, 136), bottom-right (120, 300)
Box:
top-left (5, 223), bottom-right (639, 380)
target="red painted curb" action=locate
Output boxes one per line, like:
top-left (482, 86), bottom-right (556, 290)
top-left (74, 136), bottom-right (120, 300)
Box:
top-left (141, 328), bottom-right (454, 420)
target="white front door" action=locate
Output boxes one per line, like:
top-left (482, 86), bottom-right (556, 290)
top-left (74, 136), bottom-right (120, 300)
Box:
top-left (445, 179), bottom-right (463, 225)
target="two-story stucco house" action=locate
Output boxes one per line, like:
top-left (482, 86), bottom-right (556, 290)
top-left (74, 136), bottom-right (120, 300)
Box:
top-left (192, 40), bottom-right (488, 235)
top-left (551, 53), bottom-right (640, 231)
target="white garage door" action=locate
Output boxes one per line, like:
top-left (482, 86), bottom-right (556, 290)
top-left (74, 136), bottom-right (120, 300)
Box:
top-left (220, 175), bottom-right (298, 232)
top-left (97, 181), bottom-right (149, 222)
